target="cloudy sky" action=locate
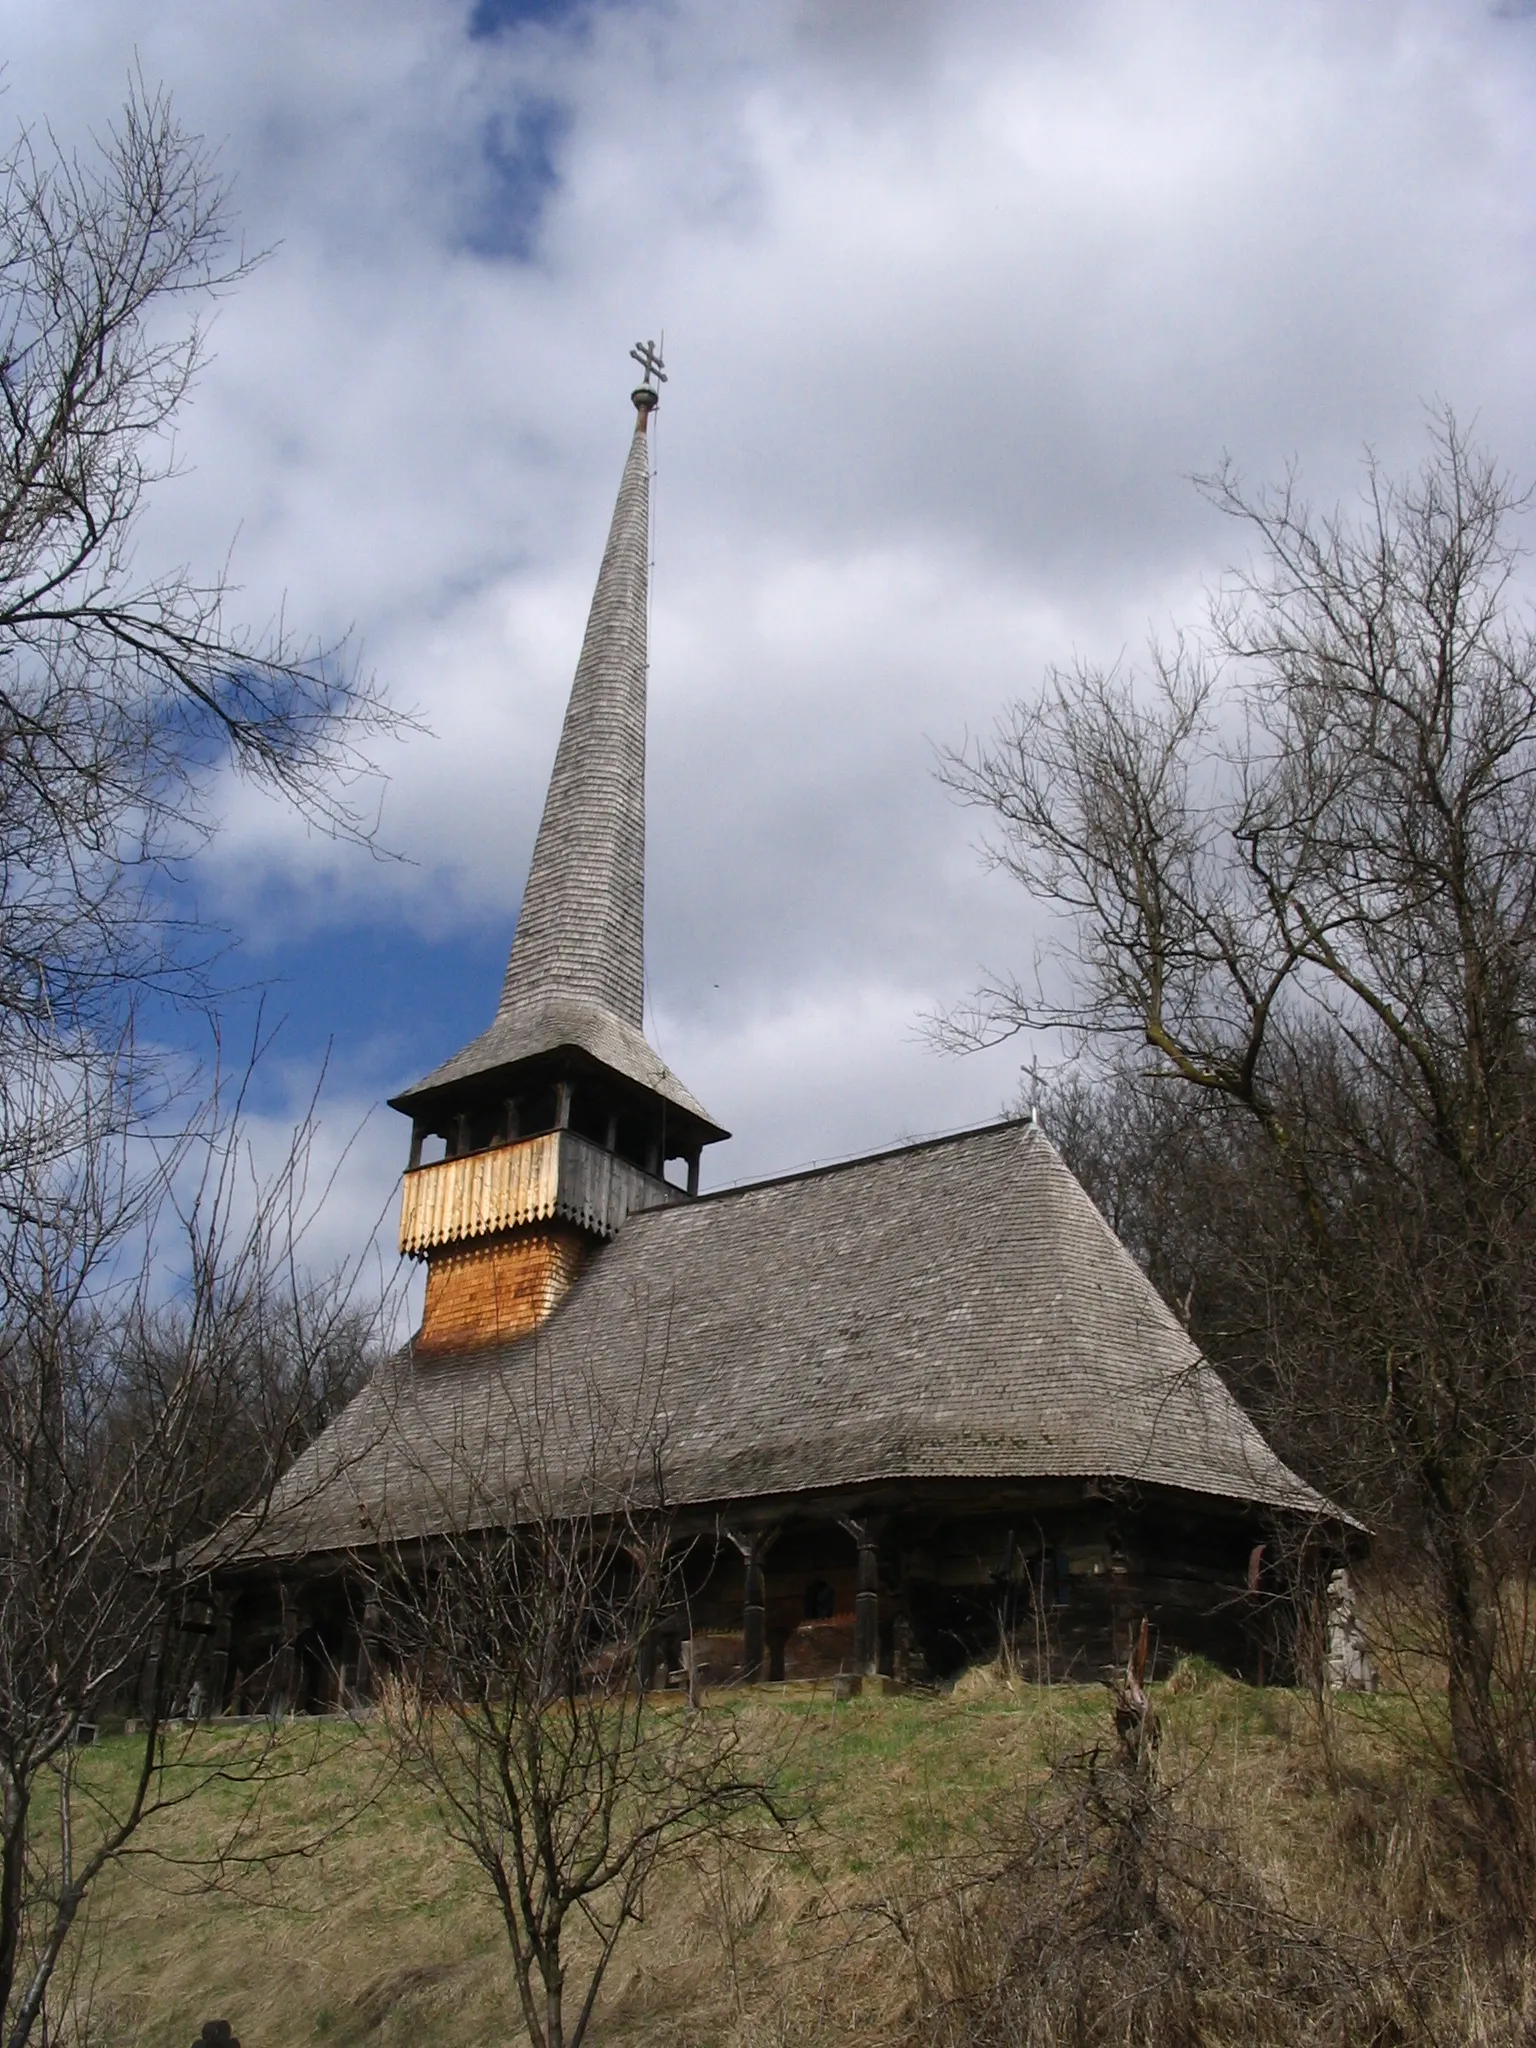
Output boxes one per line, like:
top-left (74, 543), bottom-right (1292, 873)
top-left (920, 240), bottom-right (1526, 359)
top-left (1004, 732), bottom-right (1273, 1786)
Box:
top-left (4, 0), bottom-right (1535, 1278)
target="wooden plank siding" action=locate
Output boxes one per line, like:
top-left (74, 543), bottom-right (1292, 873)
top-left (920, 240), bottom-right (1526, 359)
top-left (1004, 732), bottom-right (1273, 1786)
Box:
top-left (399, 1129), bottom-right (683, 1258)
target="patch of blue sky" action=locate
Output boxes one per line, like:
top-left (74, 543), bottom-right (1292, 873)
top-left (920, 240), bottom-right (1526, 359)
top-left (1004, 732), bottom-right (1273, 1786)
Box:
top-left (468, 0), bottom-right (587, 37)
top-left (462, 98), bottom-right (570, 261)
top-left (216, 917), bottom-right (511, 1115)
top-left (131, 858), bottom-right (510, 1132)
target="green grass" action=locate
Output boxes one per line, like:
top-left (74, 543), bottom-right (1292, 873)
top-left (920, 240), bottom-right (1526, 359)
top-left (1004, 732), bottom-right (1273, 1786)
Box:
top-left (33, 1673), bottom-right (1437, 2048)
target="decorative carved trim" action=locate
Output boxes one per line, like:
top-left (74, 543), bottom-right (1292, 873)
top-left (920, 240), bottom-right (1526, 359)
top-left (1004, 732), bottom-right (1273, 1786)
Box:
top-left (399, 1129), bottom-right (681, 1258)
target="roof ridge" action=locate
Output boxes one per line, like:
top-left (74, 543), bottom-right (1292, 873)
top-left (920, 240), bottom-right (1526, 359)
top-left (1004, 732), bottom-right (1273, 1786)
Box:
top-left (687, 1113), bottom-right (1031, 1201)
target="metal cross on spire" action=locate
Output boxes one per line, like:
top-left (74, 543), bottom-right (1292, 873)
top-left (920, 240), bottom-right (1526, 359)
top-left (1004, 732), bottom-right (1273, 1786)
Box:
top-left (629, 338), bottom-right (667, 388)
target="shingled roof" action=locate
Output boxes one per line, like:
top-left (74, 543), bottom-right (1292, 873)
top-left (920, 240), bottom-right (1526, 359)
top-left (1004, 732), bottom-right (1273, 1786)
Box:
top-left (243, 1120), bottom-right (1337, 1561)
top-left (392, 394), bottom-right (722, 1136)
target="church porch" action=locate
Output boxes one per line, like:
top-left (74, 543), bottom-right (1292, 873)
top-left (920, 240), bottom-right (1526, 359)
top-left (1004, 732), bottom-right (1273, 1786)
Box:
top-left (637, 1480), bottom-right (1315, 1692)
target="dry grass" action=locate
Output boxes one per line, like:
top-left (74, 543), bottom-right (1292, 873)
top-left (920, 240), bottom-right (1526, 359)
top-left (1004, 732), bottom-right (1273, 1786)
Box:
top-left (45, 1668), bottom-right (1526, 2046)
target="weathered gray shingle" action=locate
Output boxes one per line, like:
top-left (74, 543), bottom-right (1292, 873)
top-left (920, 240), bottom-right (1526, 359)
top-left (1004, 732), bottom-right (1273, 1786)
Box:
top-left (398, 994), bottom-right (716, 1127)
top-left (393, 405), bottom-right (721, 1137)
top-left (247, 1120), bottom-right (1337, 1560)
top-left (497, 417), bottom-right (648, 1028)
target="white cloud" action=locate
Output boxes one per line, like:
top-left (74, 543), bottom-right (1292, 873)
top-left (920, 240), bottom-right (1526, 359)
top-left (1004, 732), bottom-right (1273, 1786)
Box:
top-left (4, 0), bottom-right (1536, 1253)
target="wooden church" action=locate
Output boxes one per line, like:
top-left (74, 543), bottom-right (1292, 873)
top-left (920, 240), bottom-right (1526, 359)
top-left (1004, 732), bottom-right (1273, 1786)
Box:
top-left (208, 360), bottom-right (1347, 1710)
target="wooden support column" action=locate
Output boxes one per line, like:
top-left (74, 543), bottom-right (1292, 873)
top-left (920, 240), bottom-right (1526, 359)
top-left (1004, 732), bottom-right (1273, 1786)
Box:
top-left (138, 1624), bottom-right (164, 1723)
top-left (638, 1632), bottom-right (662, 1694)
top-left (621, 1531), bottom-right (673, 1697)
top-left (686, 1150), bottom-right (701, 1197)
top-left (681, 1637), bottom-right (702, 1709)
top-left (726, 1527), bottom-right (780, 1683)
top-left (272, 1584), bottom-right (300, 1716)
top-left (206, 1596), bottom-right (234, 1717)
top-left (839, 1517), bottom-right (885, 1679)
top-left (354, 1590), bottom-right (383, 1705)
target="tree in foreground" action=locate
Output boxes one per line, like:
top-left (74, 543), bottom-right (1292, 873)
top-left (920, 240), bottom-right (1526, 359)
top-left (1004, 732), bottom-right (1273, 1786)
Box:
top-left (0, 81), bottom-right (398, 1078)
top-left (939, 412), bottom-right (1536, 1932)
top-left (371, 1364), bottom-right (797, 2048)
top-left (0, 77), bottom-right (407, 2045)
top-left (0, 1048), bottom-right (395, 2048)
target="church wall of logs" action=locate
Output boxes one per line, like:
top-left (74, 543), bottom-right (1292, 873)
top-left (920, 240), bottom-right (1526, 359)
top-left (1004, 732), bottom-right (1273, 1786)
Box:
top-left (190, 1486), bottom-right (1303, 1720)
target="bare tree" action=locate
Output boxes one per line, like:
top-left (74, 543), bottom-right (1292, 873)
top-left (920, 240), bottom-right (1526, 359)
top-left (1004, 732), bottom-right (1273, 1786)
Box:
top-left (0, 1033), bottom-right (398, 2048)
top-left (890, 1679), bottom-right (1401, 2048)
top-left (370, 1364), bottom-right (797, 2048)
top-left (0, 80), bottom-right (401, 1074)
top-left (939, 413), bottom-right (1536, 1931)
top-left (0, 74), bottom-right (429, 2046)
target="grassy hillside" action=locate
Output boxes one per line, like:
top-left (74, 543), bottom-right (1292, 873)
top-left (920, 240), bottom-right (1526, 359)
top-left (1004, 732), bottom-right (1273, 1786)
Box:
top-left (59, 1670), bottom-right (1479, 2047)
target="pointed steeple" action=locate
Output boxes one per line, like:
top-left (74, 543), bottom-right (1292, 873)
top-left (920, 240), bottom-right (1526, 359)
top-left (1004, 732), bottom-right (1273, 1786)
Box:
top-left (498, 402), bottom-right (650, 1028)
top-left (391, 356), bottom-right (726, 1185)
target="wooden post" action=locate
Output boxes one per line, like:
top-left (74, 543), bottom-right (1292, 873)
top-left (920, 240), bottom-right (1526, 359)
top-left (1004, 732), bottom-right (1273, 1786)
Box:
top-left (892, 1613), bottom-right (913, 1688)
top-left (272, 1585), bottom-right (300, 1716)
top-left (686, 1150), bottom-right (701, 1197)
top-left (839, 1517), bottom-right (884, 1679)
top-left (638, 1632), bottom-right (660, 1694)
top-left (555, 1080), bottom-right (573, 1130)
top-left (206, 1596), bottom-right (234, 1717)
top-left (354, 1590), bottom-right (383, 1705)
top-left (408, 1121), bottom-right (424, 1170)
top-left (138, 1630), bottom-right (163, 1723)
top-left (726, 1527), bottom-right (779, 1684)
top-left (743, 1548), bottom-right (767, 1683)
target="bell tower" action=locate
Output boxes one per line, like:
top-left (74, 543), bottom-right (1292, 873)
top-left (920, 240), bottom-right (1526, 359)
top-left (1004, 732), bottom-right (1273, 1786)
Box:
top-left (391, 346), bottom-right (727, 1353)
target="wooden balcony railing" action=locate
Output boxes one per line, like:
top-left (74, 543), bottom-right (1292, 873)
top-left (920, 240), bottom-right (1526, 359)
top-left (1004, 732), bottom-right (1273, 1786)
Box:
top-left (398, 1128), bottom-right (681, 1258)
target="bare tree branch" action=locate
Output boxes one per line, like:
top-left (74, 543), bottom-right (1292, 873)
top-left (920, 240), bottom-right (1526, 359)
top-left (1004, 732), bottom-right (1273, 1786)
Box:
top-left (941, 410), bottom-right (1536, 1933)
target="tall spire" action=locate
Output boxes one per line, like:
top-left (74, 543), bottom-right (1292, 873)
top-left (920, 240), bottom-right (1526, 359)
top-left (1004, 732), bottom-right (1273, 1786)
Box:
top-left (498, 388), bottom-right (654, 1028)
top-left (391, 348), bottom-right (725, 1152)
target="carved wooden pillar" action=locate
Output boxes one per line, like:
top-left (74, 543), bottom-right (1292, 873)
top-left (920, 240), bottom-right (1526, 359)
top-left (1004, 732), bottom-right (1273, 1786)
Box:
top-left (839, 1518), bottom-right (884, 1679)
top-left (638, 1631), bottom-right (662, 1694)
top-left (138, 1623), bottom-right (164, 1722)
top-left (272, 1584), bottom-right (300, 1716)
top-left (206, 1596), bottom-right (234, 1717)
top-left (727, 1527), bottom-right (780, 1684)
top-left (621, 1530), bottom-right (673, 1697)
top-left (892, 1613), bottom-right (914, 1688)
top-left (681, 1637), bottom-right (702, 1709)
top-left (354, 1590), bottom-right (383, 1705)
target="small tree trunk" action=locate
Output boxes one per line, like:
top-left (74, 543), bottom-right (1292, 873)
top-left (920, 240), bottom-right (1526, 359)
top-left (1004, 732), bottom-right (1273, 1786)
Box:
top-left (1440, 1531), bottom-right (1529, 1933)
top-left (0, 1781), bottom-right (31, 2032)
top-left (543, 1949), bottom-right (565, 2048)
